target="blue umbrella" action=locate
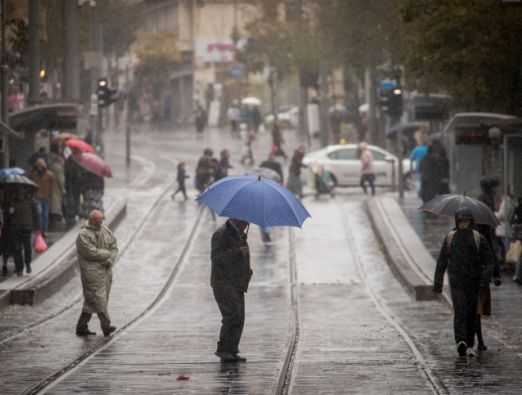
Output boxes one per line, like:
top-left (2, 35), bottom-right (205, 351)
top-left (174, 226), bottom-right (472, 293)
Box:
top-left (0, 167), bottom-right (25, 177)
top-left (196, 175), bottom-right (311, 228)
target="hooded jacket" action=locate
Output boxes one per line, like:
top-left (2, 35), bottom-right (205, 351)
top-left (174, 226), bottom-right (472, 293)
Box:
top-left (434, 228), bottom-right (494, 292)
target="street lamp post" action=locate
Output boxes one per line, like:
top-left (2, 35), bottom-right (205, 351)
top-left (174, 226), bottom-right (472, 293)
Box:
top-left (0, 0), bottom-right (8, 166)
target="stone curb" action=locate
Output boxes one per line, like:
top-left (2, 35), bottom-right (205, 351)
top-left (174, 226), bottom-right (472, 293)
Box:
top-left (1, 199), bottom-right (127, 307)
top-left (366, 196), bottom-right (451, 304)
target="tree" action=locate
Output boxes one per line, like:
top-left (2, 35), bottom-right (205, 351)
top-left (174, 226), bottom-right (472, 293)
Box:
top-left (400, 0), bottom-right (522, 114)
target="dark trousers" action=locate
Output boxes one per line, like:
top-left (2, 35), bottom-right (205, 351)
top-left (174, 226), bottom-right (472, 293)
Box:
top-left (360, 174), bottom-right (376, 196)
top-left (213, 286), bottom-right (245, 354)
top-left (14, 228), bottom-right (32, 273)
top-left (451, 286), bottom-right (479, 347)
top-left (173, 182), bottom-right (187, 199)
top-left (76, 311), bottom-right (111, 333)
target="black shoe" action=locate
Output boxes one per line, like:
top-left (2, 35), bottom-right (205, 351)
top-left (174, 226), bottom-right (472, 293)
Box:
top-left (25, 265), bottom-right (32, 274)
top-left (215, 351), bottom-right (236, 362)
top-left (2, 265), bottom-right (7, 276)
top-left (102, 326), bottom-right (117, 337)
top-left (233, 354), bottom-right (247, 362)
top-left (478, 343), bottom-right (488, 351)
top-left (76, 329), bottom-right (96, 337)
top-left (457, 341), bottom-right (467, 357)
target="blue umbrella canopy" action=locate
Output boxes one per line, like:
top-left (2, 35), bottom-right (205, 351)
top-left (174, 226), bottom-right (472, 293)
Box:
top-left (197, 175), bottom-right (311, 228)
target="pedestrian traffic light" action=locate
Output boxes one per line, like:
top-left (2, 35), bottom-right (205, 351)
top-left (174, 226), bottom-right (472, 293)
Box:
top-left (96, 78), bottom-right (118, 108)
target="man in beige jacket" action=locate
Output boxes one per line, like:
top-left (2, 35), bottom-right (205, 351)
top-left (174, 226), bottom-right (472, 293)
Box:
top-left (76, 209), bottom-right (118, 337)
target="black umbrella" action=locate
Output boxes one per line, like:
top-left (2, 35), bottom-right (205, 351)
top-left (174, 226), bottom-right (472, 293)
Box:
top-left (420, 194), bottom-right (498, 227)
top-left (0, 174), bottom-right (38, 189)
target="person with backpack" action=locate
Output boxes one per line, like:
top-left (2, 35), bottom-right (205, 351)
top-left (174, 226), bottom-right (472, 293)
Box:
top-left (433, 207), bottom-right (495, 357)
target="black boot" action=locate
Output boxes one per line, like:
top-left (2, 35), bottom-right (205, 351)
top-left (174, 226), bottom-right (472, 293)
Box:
top-left (76, 312), bottom-right (96, 336)
top-left (98, 312), bottom-right (116, 337)
top-left (476, 315), bottom-right (487, 351)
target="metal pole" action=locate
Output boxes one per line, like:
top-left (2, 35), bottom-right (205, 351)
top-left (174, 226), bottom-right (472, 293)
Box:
top-left (125, 109), bottom-right (131, 167)
top-left (28, 0), bottom-right (40, 104)
top-left (398, 128), bottom-right (405, 200)
top-left (1, 0), bottom-right (8, 166)
top-left (63, 1), bottom-right (80, 101)
top-left (319, 61), bottom-right (330, 147)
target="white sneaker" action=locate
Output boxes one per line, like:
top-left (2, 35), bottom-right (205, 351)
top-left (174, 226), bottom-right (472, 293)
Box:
top-left (466, 348), bottom-right (476, 358)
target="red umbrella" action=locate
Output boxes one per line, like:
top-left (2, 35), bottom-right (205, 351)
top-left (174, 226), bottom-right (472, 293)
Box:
top-left (66, 138), bottom-right (95, 153)
top-left (74, 152), bottom-right (112, 178)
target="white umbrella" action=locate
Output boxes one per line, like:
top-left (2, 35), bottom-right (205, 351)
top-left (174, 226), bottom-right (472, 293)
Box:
top-left (242, 97), bottom-right (261, 106)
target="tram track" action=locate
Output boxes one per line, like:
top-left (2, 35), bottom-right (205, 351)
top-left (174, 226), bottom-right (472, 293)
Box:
top-left (275, 228), bottom-right (300, 395)
top-left (338, 201), bottom-right (448, 395)
top-left (23, 197), bottom-right (205, 395)
top-left (0, 175), bottom-right (178, 347)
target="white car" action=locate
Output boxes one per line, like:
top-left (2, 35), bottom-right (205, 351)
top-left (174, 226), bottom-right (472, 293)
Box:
top-left (264, 106), bottom-right (299, 129)
top-left (302, 144), bottom-right (412, 187)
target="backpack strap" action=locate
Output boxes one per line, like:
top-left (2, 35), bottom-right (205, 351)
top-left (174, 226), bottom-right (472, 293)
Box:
top-left (446, 230), bottom-right (457, 254)
top-left (446, 229), bottom-right (480, 254)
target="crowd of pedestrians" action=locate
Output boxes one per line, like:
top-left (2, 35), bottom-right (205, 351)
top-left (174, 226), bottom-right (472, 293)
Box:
top-left (1, 140), bottom-right (105, 277)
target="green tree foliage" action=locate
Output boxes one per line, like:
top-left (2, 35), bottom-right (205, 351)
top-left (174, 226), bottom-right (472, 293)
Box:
top-left (400, 0), bottom-right (522, 114)
top-left (317, 0), bottom-right (401, 72)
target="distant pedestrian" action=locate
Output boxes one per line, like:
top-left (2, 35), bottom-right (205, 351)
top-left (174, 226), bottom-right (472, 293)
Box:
top-left (433, 208), bottom-right (494, 357)
top-left (172, 161), bottom-right (189, 201)
top-left (79, 172), bottom-right (105, 219)
top-left (211, 218), bottom-right (253, 363)
top-left (195, 148), bottom-right (215, 193)
top-left (64, 154), bottom-right (83, 228)
top-left (260, 152), bottom-right (284, 185)
top-left (477, 176), bottom-right (502, 285)
top-left (76, 209), bottom-right (118, 337)
top-left (195, 103), bottom-right (207, 133)
top-left (271, 123), bottom-right (287, 160)
top-left (227, 102), bottom-right (241, 135)
top-left (48, 143), bottom-right (65, 227)
top-left (29, 158), bottom-right (55, 236)
top-left (359, 142), bottom-right (375, 196)
top-left (409, 129), bottom-right (428, 197)
top-left (419, 144), bottom-right (443, 203)
top-left (240, 129), bottom-right (255, 166)
top-left (287, 145), bottom-right (306, 198)
top-left (215, 149), bottom-right (233, 181)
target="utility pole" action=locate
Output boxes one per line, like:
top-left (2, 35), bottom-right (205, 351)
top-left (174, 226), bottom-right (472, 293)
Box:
top-left (63, 1), bottom-right (80, 101)
top-left (291, 0), bottom-right (310, 147)
top-left (1, 0), bottom-right (8, 166)
top-left (319, 61), bottom-right (330, 147)
top-left (28, 0), bottom-right (40, 104)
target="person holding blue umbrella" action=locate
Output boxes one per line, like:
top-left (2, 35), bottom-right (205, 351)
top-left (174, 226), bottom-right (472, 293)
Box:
top-left (211, 218), bottom-right (252, 363)
top-left (199, 175), bottom-right (310, 363)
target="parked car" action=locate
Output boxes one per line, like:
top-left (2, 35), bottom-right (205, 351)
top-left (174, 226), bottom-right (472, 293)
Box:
top-left (264, 106), bottom-right (299, 129)
top-left (302, 144), bottom-right (412, 187)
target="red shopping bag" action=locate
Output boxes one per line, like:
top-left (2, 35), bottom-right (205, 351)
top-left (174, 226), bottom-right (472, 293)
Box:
top-left (34, 231), bottom-right (48, 254)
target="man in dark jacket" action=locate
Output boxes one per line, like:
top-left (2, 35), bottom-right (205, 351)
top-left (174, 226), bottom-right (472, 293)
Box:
top-left (433, 208), bottom-right (494, 357)
top-left (211, 218), bottom-right (253, 363)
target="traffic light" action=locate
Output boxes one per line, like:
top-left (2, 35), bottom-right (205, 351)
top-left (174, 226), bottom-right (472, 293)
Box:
top-left (379, 87), bottom-right (403, 117)
top-left (96, 78), bottom-right (118, 108)
top-left (389, 88), bottom-right (403, 117)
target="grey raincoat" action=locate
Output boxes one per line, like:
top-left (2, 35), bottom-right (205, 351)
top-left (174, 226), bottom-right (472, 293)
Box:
top-left (76, 223), bottom-right (118, 316)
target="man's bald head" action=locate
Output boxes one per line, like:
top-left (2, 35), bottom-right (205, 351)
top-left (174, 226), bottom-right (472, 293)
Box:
top-left (89, 209), bottom-right (104, 227)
